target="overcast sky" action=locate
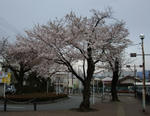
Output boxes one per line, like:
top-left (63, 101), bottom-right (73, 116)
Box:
top-left (0, 0), bottom-right (150, 70)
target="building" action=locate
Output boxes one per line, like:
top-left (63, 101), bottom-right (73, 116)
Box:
top-left (52, 71), bottom-right (82, 94)
top-left (119, 76), bottom-right (142, 85)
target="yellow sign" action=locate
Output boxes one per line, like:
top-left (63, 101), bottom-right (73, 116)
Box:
top-left (8, 73), bottom-right (11, 78)
top-left (1, 72), bottom-right (11, 85)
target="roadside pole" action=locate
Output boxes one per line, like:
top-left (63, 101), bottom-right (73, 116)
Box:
top-left (92, 79), bottom-right (95, 104)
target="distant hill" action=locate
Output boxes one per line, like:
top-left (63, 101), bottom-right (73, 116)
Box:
top-left (93, 70), bottom-right (150, 80)
top-left (137, 70), bottom-right (150, 79)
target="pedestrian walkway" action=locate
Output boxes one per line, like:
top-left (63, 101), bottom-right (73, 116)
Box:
top-left (0, 95), bottom-right (150, 116)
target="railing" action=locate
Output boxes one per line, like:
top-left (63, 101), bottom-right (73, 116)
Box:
top-left (1, 97), bottom-right (37, 112)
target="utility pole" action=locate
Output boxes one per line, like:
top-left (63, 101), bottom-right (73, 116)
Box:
top-left (148, 71), bottom-right (150, 81)
top-left (134, 64), bottom-right (137, 97)
top-left (92, 78), bottom-right (95, 104)
top-left (140, 34), bottom-right (146, 112)
top-left (130, 34), bottom-right (149, 112)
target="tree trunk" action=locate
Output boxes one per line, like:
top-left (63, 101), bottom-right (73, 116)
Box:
top-left (79, 46), bottom-right (95, 111)
top-left (111, 71), bottom-right (119, 101)
top-left (80, 81), bottom-right (91, 111)
top-left (111, 58), bottom-right (119, 101)
top-left (16, 71), bottom-right (24, 94)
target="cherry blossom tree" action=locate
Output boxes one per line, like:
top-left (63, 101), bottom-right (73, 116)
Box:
top-left (1, 37), bottom-right (64, 94)
top-left (100, 22), bottom-right (131, 101)
top-left (15, 35), bottom-right (63, 77)
top-left (0, 37), bottom-right (8, 59)
top-left (18, 9), bottom-right (130, 110)
top-left (0, 38), bottom-right (40, 93)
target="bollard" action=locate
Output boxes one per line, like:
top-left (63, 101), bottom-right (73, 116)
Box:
top-left (4, 98), bottom-right (7, 112)
top-left (33, 102), bottom-right (37, 111)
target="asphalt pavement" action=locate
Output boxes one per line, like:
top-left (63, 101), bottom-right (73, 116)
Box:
top-left (0, 95), bottom-right (150, 116)
top-left (0, 95), bottom-right (101, 111)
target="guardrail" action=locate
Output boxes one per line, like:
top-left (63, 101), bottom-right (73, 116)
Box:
top-left (2, 97), bottom-right (37, 112)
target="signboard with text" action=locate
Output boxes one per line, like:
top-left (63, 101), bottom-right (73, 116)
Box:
top-left (0, 71), bottom-right (11, 85)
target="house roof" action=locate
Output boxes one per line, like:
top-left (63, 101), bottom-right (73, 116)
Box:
top-left (101, 77), bottom-right (112, 82)
top-left (94, 77), bottom-right (101, 81)
top-left (119, 76), bottom-right (142, 83)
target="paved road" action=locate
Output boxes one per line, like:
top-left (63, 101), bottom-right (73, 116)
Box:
top-left (0, 95), bottom-right (101, 111)
top-left (0, 95), bottom-right (150, 116)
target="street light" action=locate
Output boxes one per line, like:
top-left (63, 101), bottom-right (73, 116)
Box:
top-left (130, 34), bottom-right (147, 112)
top-left (140, 34), bottom-right (146, 112)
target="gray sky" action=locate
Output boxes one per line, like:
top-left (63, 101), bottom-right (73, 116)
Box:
top-left (0, 0), bottom-right (150, 70)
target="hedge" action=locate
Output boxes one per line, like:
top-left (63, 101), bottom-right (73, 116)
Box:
top-left (0, 93), bottom-right (68, 103)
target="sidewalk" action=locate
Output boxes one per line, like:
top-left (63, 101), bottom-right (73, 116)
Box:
top-left (0, 95), bottom-right (150, 116)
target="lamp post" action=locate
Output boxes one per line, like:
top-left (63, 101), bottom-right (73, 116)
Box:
top-left (130, 34), bottom-right (148, 112)
top-left (140, 34), bottom-right (146, 112)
